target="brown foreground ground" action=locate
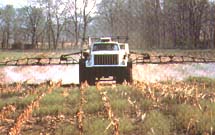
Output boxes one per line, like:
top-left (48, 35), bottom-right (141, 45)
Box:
top-left (0, 78), bottom-right (215, 135)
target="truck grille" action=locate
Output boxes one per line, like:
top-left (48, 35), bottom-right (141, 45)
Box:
top-left (94, 55), bottom-right (118, 65)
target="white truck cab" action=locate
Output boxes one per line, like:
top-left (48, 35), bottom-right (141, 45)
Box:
top-left (79, 37), bottom-right (132, 85)
top-left (86, 37), bottom-right (129, 68)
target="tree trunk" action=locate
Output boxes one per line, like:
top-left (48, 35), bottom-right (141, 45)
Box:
top-left (53, 18), bottom-right (60, 50)
top-left (155, 0), bottom-right (161, 48)
top-left (47, 3), bottom-right (52, 49)
top-left (81, 3), bottom-right (87, 50)
top-left (214, 28), bottom-right (215, 48)
top-left (31, 27), bottom-right (36, 49)
top-left (6, 26), bottom-right (10, 49)
top-left (48, 28), bottom-right (51, 49)
top-left (74, 0), bottom-right (79, 47)
top-left (2, 30), bottom-right (6, 49)
top-left (50, 25), bottom-right (56, 49)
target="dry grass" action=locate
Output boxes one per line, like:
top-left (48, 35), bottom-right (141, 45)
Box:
top-left (0, 77), bottom-right (215, 134)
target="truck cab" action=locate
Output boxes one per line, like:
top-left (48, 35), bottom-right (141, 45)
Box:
top-left (86, 37), bottom-right (128, 68)
top-left (79, 37), bottom-right (132, 85)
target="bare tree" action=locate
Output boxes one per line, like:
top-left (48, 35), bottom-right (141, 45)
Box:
top-left (38, 0), bottom-right (69, 49)
top-left (23, 6), bottom-right (44, 48)
top-left (51, 0), bottom-right (69, 49)
top-left (0, 5), bottom-right (15, 49)
top-left (95, 0), bottom-right (215, 49)
top-left (81, 0), bottom-right (96, 47)
top-left (74, 0), bottom-right (79, 47)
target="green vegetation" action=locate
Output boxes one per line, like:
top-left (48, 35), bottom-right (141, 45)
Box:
top-left (0, 51), bottom-right (30, 61)
top-left (1, 77), bottom-right (215, 134)
top-left (140, 111), bottom-right (171, 135)
top-left (186, 76), bottom-right (215, 84)
top-left (84, 116), bottom-right (110, 135)
top-left (0, 51), bottom-right (65, 62)
top-left (33, 87), bottom-right (79, 116)
top-left (0, 93), bottom-right (37, 110)
top-left (83, 88), bottom-right (103, 114)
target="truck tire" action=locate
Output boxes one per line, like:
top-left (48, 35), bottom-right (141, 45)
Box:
top-left (116, 61), bottom-right (133, 84)
top-left (116, 69), bottom-right (125, 84)
top-left (86, 68), bottom-right (95, 85)
top-left (79, 59), bottom-right (95, 85)
top-left (125, 61), bottom-right (133, 83)
top-left (79, 59), bottom-right (86, 85)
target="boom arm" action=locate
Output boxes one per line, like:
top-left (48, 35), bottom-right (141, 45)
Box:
top-left (130, 52), bottom-right (215, 64)
top-left (0, 52), bottom-right (81, 66)
top-left (1, 51), bottom-right (215, 66)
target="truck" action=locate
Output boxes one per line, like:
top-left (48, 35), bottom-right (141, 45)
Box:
top-left (79, 37), bottom-right (132, 85)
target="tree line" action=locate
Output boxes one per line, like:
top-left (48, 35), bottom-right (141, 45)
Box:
top-left (0, 0), bottom-right (215, 50)
top-left (95, 0), bottom-right (215, 49)
top-left (0, 0), bottom-right (96, 50)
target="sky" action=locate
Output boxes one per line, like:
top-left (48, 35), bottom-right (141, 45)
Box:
top-left (0, 0), bottom-right (28, 8)
top-left (0, 0), bottom-right (100, 17)
top-left (0, 0), bottom-right (101, 8)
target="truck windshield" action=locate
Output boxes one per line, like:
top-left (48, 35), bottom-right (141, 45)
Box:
top-left (93, 44), bottom-right (119, 51)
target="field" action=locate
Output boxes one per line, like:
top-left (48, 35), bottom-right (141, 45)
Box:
top-left (1, 50), bottom-right (215, 135)
top-left (1, 79), bottom-right (215, 135)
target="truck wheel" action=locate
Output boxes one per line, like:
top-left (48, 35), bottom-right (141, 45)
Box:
top-left (79, 60), bottom-right (95, 85)
top-left (79, 59), bottom-right (86, 85)
top-left (86, 69), bottom-right (95, 85)
top-left (116, 68), bottom-right (125, 84)
top-left (125, 61), bottom-right (133, 83)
